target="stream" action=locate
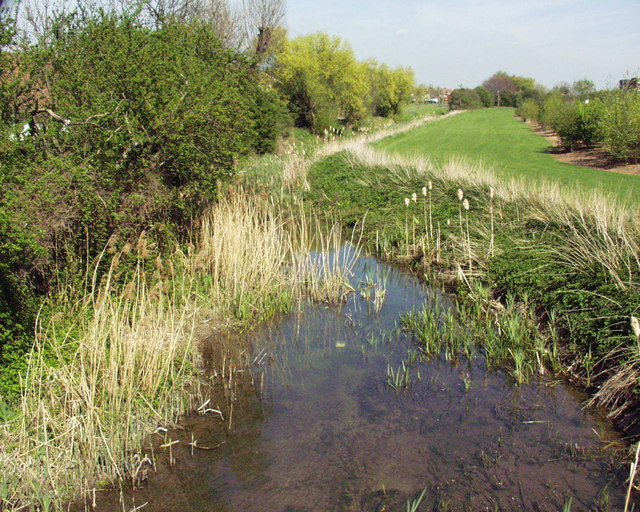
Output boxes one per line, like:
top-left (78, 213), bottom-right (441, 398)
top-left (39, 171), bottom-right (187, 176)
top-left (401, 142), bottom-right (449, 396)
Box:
top-left (88, 246), bottom-right (631, 512)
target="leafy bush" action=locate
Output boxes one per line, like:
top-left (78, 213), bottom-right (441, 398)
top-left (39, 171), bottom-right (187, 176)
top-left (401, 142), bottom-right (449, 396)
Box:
top-left (367, 62), bottom-right (415, 118)
top-left (473, 86), bottom-right (493, 108)
top-left (599, 89), bottom-right (640, 161)
top-left (517, 98), bottom-right (540, 122)
top-left (575, 99), bottom-right (605, 146)
top-left (542, 94), bottom-right (582, 149)
top-left (534, 87), bottom-right (638, 158)
top-left (448, 88), bottom-right (483, 110)
top-left (498, 89), bottom-right (518, 107)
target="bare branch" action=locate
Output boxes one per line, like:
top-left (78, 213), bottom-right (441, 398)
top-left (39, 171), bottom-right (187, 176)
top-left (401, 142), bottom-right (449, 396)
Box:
top-left (35, 100), bottom-right (125, 129)
top-left (241, 0), bottom-right (285, 59)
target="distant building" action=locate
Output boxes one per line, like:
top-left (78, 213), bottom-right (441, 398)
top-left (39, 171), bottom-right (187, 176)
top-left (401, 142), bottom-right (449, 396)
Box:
top-left (619, 78), bottom-right (640, 90)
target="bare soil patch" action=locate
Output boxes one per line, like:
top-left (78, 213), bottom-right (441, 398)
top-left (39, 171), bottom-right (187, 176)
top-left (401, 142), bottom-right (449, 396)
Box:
top-left (527, 121), bottom-right (640, 176)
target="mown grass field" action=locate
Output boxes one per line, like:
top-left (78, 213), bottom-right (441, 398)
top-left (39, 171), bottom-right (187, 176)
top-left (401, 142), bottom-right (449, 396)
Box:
top-left (376, 107), bottom-right (640, 202)
top-left (397, 102), bottom-right (448, 122)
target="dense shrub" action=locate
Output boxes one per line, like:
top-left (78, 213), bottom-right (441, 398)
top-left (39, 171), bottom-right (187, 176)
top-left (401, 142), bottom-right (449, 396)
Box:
top-left (448, 88), bottom-right (483, 110)
top-left (367, 63), bottom-right (415, 118)
top-left (542, 94), bottom-right (582, 149)
top-left (473, 86), bottom-right (493, 108)
top-left (536, 89), bottom-right (639, 155)
top-left (498, 89), bottom-right (518, 107)
top-left (575, 99), bottom-right (605, 146)
top-left (517, 98), bottom-right (540, 122)
top-left (599, 89), bottom-right (640, 161)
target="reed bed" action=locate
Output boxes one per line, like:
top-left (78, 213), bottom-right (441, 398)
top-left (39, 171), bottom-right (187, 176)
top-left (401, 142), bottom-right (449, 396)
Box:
top-left (0, 193), bottom-right (357, 511)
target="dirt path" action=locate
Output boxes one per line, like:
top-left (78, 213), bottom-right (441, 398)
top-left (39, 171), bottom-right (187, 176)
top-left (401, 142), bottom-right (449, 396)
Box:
top-left (527, 121), bottom-right (640, 176)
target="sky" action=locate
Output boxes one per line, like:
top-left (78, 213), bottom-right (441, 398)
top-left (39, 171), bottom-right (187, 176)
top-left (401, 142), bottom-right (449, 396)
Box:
top-left (284, 0), bottom-right (640, 90)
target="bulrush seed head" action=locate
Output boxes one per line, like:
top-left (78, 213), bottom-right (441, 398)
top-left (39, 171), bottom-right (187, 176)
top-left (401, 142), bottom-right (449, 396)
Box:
top-left (136, 231), bottom-right (147, 254)
top-left (122, 281), bottom-right (135, 300)
top-left (631, 316), bottom-right (640, 338)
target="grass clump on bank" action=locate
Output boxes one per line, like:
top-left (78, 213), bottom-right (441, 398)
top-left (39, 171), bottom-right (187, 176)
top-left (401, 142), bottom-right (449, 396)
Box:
top-left (0, 193), bottom-right (357, 511)
top-left (305, 144), bottom-right (640, 434)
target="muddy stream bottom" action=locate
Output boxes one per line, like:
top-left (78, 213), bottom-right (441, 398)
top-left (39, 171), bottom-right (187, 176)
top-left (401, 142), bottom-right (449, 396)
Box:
top-left (87, 248), bottom-right (631, 512)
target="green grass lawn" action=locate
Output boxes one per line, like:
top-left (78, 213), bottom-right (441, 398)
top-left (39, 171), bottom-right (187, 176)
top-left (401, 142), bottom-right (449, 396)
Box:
top-left (376, 107), bottom-right (640, 202)
top-left (397, 102), bottom-right (447, 122)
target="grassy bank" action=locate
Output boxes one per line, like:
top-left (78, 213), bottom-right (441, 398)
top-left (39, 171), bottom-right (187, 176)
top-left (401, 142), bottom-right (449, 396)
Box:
top-left (376, 108), bottom-right (640, 202)
top-left (305, 144), bottom-right (640, 436)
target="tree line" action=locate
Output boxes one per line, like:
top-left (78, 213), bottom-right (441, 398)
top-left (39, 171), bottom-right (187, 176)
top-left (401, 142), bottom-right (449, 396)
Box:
top-left (518, 86), bottom-right (640, 162)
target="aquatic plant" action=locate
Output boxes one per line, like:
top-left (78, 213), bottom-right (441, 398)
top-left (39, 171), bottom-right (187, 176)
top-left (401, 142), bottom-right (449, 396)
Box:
top-left (402, 289), bottom-right (552, 384)
top-left (386, 362), bottom-right (413, 391)
top-left (406, 487), bottom-right (427, 512)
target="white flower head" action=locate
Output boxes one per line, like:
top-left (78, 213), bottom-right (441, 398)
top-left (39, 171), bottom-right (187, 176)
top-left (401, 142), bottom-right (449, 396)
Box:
top-left (489, 187), bottom-right (495, 199)
top-left (412, 193), bottom-right (417, 203)
top-left (457, 189), bottom-right (464, 201)
top-left (422, 186), bottom-right (427, 197)
top-left (631, 316), bottom-right (640, 338)
top-left (463, 198), bottom-right (470, 211)
top-left (428, 181), bottom-right (433, 191)
top-left (404, 197), bottom-right (410, 207)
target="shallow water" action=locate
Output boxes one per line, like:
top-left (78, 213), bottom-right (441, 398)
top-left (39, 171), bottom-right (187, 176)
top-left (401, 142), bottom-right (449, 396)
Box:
top-left (88, 248), bottom-right (631, 512)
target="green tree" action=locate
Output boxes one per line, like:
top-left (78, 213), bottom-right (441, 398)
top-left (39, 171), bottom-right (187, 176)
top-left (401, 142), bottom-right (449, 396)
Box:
top-left (572, 79), bottom-right (596, 98)
top-left (449, 88), bottom-right (482, 110)
top-left (473, 86), bottom-right (493, 107)
top-left (483, 71), bottom-right (540, 107)
top-left (275, 32), bottom-right (368, 131)
top-left (366, 61), bottom-right (415, 117)
top-left (482, 71), bottom-right (517, 106)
